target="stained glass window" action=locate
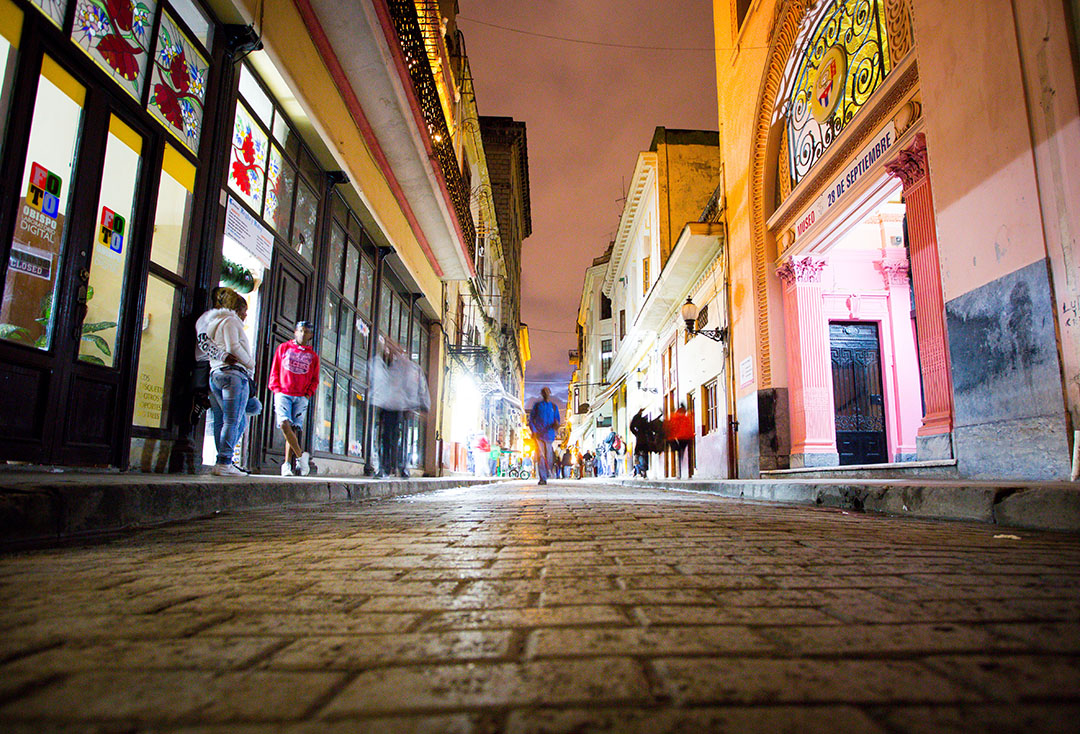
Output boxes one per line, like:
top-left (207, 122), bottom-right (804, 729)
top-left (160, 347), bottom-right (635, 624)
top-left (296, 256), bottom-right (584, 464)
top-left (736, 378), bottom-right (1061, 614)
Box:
top-left (786, 0), bottom-right (892, 186)
top-left (291, 178), bottom-right (317, 262)
top-left (147, 11), bottom-right (207, 152)
top-left (263, 144), bottom-right (295, 234)
top-left (30, 0), bottom-right (67, 28)
top-left (71, 0), bottom-right (157, 100)
top-left (228, 101), bottom-right (267, 213)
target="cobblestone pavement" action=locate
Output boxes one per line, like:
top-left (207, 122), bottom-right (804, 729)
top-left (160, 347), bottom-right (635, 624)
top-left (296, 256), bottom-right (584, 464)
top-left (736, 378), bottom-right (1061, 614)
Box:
top-left (2, 481), bottom-right (1079, 733)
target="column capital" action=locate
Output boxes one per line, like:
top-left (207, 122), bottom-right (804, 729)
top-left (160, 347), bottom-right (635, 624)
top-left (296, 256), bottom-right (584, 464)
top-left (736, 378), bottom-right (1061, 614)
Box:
top-left (777, 257), bottom-right (825, 285)
top-left (877, 258), bottom-right (910, 286)
top-left (884, 132), bottom-right (929, 189)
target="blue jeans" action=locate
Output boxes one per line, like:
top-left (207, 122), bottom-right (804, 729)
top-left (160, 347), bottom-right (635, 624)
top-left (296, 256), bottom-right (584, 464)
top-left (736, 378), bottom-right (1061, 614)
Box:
top-left (209, 369), bottom-right (262, 465)
top-left (536, 438), bottom-right (553, 482)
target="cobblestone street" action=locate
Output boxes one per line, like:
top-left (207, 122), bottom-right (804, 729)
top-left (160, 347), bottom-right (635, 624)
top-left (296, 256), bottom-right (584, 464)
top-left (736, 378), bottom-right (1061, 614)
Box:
top-left (2, 481), bottom-right (1079, 733)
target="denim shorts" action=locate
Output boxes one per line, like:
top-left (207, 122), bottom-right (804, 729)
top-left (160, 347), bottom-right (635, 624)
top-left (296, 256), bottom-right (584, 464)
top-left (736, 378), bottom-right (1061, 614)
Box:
top-left (274, 394), bottom-right (309, 428)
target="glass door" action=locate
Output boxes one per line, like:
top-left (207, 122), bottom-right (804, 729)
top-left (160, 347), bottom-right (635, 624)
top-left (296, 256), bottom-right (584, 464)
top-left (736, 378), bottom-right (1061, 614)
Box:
top-left (0, 52), bottom-right (150, 465)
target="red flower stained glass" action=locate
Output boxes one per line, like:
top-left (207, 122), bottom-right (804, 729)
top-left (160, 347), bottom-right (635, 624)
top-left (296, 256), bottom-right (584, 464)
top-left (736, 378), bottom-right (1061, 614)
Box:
top-left (71, 0), bottom-right (157, 100)
top-left (227, 103), bottom-right (267, 212)
top-left (147, 11), bottom-right (208, 152)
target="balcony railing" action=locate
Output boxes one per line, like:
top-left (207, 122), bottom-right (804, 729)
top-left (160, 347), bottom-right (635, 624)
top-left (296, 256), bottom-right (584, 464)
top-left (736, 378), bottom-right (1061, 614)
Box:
top-left (699, 179), bottom-right (725, 224)
top-left (385, 0), bottom-right (477, 264)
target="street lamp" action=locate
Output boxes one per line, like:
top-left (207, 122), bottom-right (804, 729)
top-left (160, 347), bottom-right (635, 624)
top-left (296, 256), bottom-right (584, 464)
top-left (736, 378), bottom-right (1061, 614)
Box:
top-left (681, 297), bottom-right (728, 343)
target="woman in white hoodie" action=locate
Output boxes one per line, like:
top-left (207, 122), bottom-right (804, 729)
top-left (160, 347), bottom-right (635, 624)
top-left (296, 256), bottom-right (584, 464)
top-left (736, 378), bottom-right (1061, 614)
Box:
top-left (196, 289), bottom-right (261, 476)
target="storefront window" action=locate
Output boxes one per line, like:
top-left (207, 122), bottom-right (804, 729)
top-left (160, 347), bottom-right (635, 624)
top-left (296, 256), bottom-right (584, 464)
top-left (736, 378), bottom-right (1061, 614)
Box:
top-left (79, 115), bottom-right (143, 366)
top-left (337, 301), bottom-right (352, 366)
top-left (348, 386), bottom-right (366, 456)
top-left (169, 0), bottom-right (212, 50)
top-left (30, 0), bottom-right (66, 28)
top-left (333, 375), bottom-right (348, 454)
top-left (411, 306), bottom-right (422, 361)
top-left (71, 0), bottom-right (158, 101)
top-left (328, 222), bottom-right (345, 292)
top-left (395, 294), bottom-right (408, 346)
top-left (133, 143), bottom-right (193, 428)
top-left (352, 315), bottom-right (370, 381)
top-left (322, 291), bottom-right (338, 364)
top-left (314, 368), bottom-right (332, 452)
top-left (343, 242), bottom-right (358, 304)
top-left (379, 285), bottom-right (392, 336)
top-left (0, 57), bottom-right (84, 352)
top-left (150, 144), bottom-right (193, 272)
top-left (133, 274), bottom-right (179, 427)
top-left (237, 63), bottom-right (271, 125)
top-left (0, 0), bottom-right (22, 152)
top-left (147, 10), bottom-right (208, 152)
top-left (357, 254), bottom-right (374, 317)
top-left (291, 178), bottom-right (317, 262)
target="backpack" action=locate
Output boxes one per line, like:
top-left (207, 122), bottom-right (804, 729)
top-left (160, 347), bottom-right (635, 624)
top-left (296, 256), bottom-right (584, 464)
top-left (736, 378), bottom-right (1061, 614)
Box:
top-left (612, 434), bottom-right (623, 452)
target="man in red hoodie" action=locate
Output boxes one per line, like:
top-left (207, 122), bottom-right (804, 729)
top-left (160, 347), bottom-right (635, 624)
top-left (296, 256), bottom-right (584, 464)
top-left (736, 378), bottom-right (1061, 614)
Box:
top-left (269, 320), bottom-right (320, 476)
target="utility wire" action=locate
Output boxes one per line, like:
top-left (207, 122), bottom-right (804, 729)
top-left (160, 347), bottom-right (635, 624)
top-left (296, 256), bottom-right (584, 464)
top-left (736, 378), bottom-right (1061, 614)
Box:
top-left (526, 326), bottom-right (577, 334)
top-left (457, 16), bottom-right (727, 52)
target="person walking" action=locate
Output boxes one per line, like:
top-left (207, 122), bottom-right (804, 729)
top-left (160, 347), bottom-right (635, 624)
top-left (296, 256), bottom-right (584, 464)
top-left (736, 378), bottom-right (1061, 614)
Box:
top-left (561, 447), bottom-right (573, 479)
top-left (528, 387), bottom-right (560, 485)
top-left (369, 339), bottom-right (430, 477)
top-left (197, 289), bottom-right (261, 476)
top-left (665, 403), bottom-right (695, 478)
top-left (268, 320), bottom-right (319, 476)
top-left (629, 408), bottom-right (650, 478)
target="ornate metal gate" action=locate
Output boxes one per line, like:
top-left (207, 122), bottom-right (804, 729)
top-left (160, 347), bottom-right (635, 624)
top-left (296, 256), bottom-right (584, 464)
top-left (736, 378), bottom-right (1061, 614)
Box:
top-left (830, 322), bottom-right (887, 465)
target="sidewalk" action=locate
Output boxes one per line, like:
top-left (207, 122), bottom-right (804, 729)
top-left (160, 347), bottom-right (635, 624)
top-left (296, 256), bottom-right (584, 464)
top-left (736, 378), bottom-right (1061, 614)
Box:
top-left (616, 476), bottom-right (1080, 533)
top-left (0, 470), bottom-right (499, 551)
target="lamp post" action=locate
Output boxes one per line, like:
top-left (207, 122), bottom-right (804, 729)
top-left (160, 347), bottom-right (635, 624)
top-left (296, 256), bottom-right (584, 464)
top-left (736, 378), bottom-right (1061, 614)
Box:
top-left (681, 297), bottom-right (728, 343)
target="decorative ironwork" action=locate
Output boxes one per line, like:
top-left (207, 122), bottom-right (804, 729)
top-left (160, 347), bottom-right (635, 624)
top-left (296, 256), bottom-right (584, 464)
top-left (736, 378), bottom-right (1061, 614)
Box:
top-left (698, 180), bottom-right (725, 223)
top-left (385, 0), bottom-right (476, 264)
top-left (787, 0), bottom-right (893, 186)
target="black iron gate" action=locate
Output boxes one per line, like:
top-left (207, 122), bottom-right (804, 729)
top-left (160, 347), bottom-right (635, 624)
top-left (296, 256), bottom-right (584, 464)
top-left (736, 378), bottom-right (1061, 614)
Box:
top-left (830, 322), bottom-right (887, 465)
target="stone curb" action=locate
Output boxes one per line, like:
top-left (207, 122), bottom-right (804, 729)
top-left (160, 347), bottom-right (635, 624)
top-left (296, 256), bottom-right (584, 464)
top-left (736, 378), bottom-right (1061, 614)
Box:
top-left (615, 478), bottom-right (1080, 533)
top-left (0, 475), bottom-right (500, 551)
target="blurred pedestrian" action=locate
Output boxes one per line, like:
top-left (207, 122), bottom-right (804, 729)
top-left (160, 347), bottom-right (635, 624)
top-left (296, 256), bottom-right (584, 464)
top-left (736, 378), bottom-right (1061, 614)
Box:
top-left (665, 403), bottom-right (695, 478)
top-left (268, 320), bottom-right (319, 476)
top-left (630, 408), bottom-right (650, 478)
top-left (528, 387), bottom-right (560, 485)
top-left (370, 338), bottom-right (430, 477)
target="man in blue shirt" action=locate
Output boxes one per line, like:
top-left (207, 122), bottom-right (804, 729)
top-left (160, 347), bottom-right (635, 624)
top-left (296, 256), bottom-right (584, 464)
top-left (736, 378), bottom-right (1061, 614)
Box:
top-left (528, 387), bottom-right (561, 485)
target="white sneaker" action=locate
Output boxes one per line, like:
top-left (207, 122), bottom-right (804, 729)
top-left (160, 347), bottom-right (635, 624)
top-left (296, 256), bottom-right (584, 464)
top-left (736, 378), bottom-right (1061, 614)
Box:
top-left (211, 463), bottom-right (246, 477)
top-left (281, 461), bottom-right (294, 476)
top-left (297, 452), bottom-right (311, 476)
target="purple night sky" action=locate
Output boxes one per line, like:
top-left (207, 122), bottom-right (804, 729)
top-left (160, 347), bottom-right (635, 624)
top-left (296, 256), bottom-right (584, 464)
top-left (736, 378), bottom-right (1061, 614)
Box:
top-left (460, 1), bottom-right (719, 409)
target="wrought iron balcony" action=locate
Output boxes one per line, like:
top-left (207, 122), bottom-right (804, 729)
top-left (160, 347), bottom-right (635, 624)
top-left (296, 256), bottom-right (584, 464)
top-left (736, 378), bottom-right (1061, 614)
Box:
top-left (385, 0), bottom-right (477, 265)
top-left (699, 179), bottom-right (725, 224)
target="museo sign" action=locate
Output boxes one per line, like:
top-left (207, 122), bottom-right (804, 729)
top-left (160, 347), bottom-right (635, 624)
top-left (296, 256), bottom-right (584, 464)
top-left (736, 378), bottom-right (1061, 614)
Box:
top-left (793, 121), bottom-right (897, 244)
